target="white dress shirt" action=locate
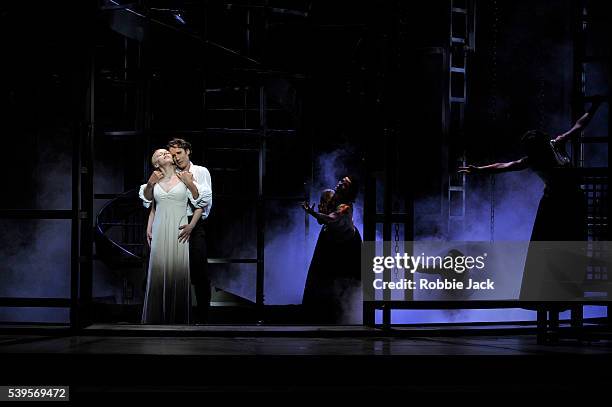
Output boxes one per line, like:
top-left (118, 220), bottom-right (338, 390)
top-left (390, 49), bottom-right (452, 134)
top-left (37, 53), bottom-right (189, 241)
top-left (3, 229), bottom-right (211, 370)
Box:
top-left (139, 161), bottom-right (213, 220)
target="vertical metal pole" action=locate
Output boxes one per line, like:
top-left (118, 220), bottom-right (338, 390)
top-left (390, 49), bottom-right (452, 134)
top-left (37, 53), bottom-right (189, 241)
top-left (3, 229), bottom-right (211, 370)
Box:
top-left (571, 0), bottom-right (586, 168)
top-left (70, 109), bottom-right (80, 329)
top-left (202, 3), bottom-right (209, 164)
top-left (256, 85), bottom-right (266, 313)
top-left (382, 128), bottom-right (393, 319)
top-left (441, 46), bottom-right (450, 238)
top-left (380, 4), bottom-right (396, 325)
top-left (78, 46), bottom-right (95, 328)
top-left (570, 304), bottom-right (583, 329)
top-left (403, 131), bottom-right (414, 301)
top-left (304, 142), bottom-right (312, 253)
top-left (363, 151), bottom-right (376, 325)
top-left (448, 0), bottom-right (454, 238)
top-left (469, 0), bottom-right (477, 52)
top-left (246, 8), bottom-right (252, 58)
top-left (382, 304), bottom-right (391, 330)
top-left (123, 37), bottom-right (129, 116)
top-left (549, 308), bottom-right (559, 343)
top-left (537, 308), bottom-right (547, 344)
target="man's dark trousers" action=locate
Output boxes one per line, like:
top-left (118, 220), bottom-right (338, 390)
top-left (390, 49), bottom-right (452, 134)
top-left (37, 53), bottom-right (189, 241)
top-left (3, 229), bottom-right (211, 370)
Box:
top-left (188, 217), bottom-right (210, 323)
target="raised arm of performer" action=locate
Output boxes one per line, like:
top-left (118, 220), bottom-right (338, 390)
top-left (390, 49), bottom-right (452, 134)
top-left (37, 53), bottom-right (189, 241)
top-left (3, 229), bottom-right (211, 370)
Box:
top-left (459, 95), bottom-right (606, 175)
top-left (552, 95), bottom-right (606, 145)
top-left (142, 170), bottom-right (163, 202)
top-left (458, 158), bottom-right (529, 175)
top-left (302, 201), bottom-right (342, 225)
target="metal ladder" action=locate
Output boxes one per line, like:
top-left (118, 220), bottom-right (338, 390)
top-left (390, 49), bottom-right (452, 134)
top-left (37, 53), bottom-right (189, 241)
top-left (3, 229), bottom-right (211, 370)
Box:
top-left (447, 0), bottom-right (475, 238)
top-left (571, 0), bottom-right (609, 168)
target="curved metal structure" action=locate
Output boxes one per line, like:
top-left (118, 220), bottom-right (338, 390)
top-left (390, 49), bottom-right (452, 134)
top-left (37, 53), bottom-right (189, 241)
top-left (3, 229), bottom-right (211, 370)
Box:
top-left (95, 188), bottom-right (147, 270)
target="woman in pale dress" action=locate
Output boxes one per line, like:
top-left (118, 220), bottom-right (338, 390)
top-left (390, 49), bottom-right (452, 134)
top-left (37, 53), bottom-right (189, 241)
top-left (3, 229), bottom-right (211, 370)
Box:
top-left (142, 149), bottom-right (203, 324)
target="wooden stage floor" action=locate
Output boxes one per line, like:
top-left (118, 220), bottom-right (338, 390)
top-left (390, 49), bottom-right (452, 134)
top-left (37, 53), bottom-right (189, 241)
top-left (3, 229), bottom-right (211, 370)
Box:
top-left (1, 324), bottom-right (612, 398)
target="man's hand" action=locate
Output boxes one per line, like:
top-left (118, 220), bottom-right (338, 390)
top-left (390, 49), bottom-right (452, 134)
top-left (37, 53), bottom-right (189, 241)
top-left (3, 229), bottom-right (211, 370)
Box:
top-left (147, 170), bottom-right (163, 186)
top-left (178, 224), bottom-right (194, 243)
top-left (176, 171), bottom-right (194, 186)
top-left (146, 227), bottom-right (153, 247)
top-left (302, 201), bottom-right (315, 214)
top-left (458, 165), bottom-right (480, 174)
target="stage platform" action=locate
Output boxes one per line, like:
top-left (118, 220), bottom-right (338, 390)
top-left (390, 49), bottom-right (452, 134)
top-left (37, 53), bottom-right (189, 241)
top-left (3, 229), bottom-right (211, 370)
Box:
top-left (2, 324), bottom-right (612, 397)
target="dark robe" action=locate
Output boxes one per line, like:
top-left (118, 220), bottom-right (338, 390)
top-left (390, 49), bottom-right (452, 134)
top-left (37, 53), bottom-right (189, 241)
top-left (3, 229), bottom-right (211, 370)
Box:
top-left (519, 141), bottom-right (587, 301)
top-left (302, 203), bottom-right (362, 323)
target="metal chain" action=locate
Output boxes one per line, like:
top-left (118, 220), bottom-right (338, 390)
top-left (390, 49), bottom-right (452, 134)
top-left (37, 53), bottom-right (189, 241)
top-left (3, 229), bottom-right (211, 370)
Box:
top-left (490, 176), bottom-right (495, 241)
top-left (393, 223), bottom-right (400, 278)
top-left (488, 0), bottom-right (499, 242)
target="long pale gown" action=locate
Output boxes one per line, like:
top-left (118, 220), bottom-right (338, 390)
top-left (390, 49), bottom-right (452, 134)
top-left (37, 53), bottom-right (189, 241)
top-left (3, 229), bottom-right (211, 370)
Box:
top-left (141, 181), bottom-right (191, 324)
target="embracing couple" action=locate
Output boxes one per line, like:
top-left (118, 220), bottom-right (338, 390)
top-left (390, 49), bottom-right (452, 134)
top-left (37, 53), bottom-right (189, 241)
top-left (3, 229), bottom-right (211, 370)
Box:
top-left (138, 138), bottom-right (213, 325)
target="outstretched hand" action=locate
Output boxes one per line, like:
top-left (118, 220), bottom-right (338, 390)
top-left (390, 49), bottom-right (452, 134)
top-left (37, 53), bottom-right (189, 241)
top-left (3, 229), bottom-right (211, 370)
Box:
top-left (458, 165), bottom-right (479, 174)
top-left (302, 201), bottom-right (316, 215)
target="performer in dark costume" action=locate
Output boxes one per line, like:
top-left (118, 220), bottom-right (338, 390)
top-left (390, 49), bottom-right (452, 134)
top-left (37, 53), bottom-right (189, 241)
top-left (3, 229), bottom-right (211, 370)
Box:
top-left (302, 176), bottom-right (363, 324)
top-left (459, 96), bottom-right (605, 299)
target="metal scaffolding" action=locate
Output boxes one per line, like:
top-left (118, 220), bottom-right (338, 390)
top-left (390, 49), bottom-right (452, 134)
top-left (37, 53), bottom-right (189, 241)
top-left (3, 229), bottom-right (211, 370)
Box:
top-left (447, 0), bottom-right (475, 238)
top-left (0, 12), bottom-right (96, 329)
top-left (363, 0), bottom-right (476, 327)
top-left (91, 1), bottom-right (309, 321)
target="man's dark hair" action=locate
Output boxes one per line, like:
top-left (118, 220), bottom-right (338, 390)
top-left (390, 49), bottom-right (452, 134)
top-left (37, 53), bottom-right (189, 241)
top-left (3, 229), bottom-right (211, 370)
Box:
top-left (167, 138), bottom-right (192, 153)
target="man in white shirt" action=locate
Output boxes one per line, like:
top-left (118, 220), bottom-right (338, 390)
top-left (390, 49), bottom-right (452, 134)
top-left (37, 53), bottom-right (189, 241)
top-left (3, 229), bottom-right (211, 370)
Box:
top-left (139, 138), bottom-right (213, 323)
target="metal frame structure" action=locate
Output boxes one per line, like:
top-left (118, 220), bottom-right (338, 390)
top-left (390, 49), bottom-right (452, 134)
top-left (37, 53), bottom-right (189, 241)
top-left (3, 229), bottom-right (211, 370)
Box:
top-left (92, 2), bottom-right (308, 319)
top-left (447, 0), bottom-right (474, 238)
top-left (362, 0), bottom-right (610, 344)
top-left (0, 42), bottom-right (95, 330)
top-left (1, 2), bottom-right (607, 341)
top-left (570, 0), bottom-right (610, 168)
top-left (363, 0), bottom-right (476, 328)
top-left (0, 2), bottom-right (311, 328)
top-left (569, 0), bottom-right (611, 323)
top-left (361, 1), bottom-right (411, 326)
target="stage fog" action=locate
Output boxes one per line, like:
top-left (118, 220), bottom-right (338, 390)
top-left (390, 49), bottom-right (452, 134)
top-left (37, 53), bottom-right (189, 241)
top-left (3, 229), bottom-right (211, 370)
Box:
top-left (0, 0), bottom-right (608, 325)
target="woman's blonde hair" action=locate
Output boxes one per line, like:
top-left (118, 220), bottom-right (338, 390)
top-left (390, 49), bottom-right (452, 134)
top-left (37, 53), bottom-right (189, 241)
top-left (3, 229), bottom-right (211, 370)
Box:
top-left (151, 149), bottom-right (168, 168)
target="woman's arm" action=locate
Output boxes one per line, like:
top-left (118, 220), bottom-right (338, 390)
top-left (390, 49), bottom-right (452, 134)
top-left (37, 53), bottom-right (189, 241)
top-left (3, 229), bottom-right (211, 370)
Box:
top-left (178, 208), bottom-right (202, 243)
top-left (459, 157), bottom-right (529, 174)
top-left (302, 202), bottom-right (340, 225)
top-left (146, 201), bottom-right (156, 247)
top-left (554, 95), bottom-right (605, 145)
